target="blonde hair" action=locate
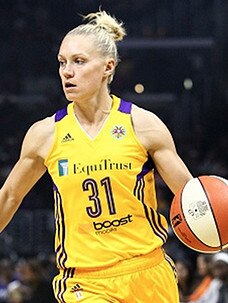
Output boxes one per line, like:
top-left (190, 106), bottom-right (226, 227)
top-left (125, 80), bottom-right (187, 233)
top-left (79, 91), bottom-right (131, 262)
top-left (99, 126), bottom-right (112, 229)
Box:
top-left (66, 10), bottom-right (127, 83)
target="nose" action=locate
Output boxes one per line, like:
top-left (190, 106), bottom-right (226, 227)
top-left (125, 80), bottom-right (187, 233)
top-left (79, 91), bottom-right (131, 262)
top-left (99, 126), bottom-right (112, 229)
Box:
top-left (62, 63), bottom-right (74, 78)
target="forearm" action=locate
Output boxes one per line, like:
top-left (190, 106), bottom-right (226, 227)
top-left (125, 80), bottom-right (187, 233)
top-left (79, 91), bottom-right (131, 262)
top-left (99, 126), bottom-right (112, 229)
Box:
top-left (153, 150), bottom-right (193, 194)
top-left (0, 189), bottom-right (22, 232)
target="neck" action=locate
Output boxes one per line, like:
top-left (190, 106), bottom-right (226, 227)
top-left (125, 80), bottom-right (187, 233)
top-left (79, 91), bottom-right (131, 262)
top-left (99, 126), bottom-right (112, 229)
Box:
top-left (73, 93), bottom-right (113, 124)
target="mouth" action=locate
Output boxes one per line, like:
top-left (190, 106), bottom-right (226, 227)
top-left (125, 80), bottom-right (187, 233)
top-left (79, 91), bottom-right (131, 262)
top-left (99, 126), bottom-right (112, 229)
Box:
top-left (65, 82), bottom-right (76, 89)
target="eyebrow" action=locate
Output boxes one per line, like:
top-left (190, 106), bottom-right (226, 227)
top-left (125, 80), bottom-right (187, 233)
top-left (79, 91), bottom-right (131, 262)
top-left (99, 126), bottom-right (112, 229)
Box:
top-left (57, 53), bottom-right (87, 59)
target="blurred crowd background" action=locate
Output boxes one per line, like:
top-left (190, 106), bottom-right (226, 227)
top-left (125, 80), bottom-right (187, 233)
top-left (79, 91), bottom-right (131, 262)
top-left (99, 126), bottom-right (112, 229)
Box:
top-left (0, 1), bottom-right (227, 302)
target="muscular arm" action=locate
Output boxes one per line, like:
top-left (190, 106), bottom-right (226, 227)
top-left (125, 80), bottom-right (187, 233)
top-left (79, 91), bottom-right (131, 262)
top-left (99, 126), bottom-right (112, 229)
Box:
top-left (0, 117), bottom-right (54, 232)
top-left (132, 105), bottom-right (193, 194)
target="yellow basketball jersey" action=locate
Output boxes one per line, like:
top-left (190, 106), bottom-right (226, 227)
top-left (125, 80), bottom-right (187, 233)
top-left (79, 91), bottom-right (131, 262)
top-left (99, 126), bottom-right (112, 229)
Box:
top-left (45, 95), bottom-right (168, 269)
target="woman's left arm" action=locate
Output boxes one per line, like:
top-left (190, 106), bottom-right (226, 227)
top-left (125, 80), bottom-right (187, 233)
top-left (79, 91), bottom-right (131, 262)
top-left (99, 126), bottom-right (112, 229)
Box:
top-left (132, 105), bottom-right (193, 194)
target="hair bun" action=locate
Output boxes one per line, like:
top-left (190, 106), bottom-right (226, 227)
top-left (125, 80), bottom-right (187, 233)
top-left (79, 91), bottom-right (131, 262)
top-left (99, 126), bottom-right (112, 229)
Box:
top-left (83, 10), bottom-right (126, 42)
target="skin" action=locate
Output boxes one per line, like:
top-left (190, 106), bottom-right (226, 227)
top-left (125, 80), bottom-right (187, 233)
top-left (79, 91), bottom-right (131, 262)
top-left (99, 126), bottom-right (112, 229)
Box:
top-left (0, 34), bottom-right (192, 232)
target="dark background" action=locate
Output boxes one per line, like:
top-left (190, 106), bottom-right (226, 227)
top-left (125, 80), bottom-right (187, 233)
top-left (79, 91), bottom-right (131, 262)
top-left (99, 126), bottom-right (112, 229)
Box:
top-left (0, 0), bottom-right (227, 258)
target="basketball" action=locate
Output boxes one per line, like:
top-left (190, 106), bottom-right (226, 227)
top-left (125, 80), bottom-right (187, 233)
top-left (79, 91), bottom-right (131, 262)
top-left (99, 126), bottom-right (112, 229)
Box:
top-left (170, 175), bottom-right (228, 253)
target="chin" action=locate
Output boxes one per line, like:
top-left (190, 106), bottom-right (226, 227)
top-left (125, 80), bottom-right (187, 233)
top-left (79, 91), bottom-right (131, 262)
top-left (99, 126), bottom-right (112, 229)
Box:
top-left (64, 92), bottom-right (77, 102)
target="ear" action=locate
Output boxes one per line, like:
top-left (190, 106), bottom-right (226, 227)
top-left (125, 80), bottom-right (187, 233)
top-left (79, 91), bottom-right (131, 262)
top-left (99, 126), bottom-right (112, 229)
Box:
top-left (104, 58), bottom-right (115, 77)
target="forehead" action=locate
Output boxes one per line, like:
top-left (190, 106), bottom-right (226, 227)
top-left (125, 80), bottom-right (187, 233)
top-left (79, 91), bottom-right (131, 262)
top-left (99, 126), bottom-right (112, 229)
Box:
top-left (58, 34), bottom-right (99, 57)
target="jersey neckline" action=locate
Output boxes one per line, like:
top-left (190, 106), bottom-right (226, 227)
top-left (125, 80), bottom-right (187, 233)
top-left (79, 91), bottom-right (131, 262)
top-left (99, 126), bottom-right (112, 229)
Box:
top-left (67, 95), bottom-right (121, 142)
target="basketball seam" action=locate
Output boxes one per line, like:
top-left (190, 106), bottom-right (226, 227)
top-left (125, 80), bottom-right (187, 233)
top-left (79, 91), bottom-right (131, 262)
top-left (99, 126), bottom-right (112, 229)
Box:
top-left (178, 179), bottom-right (220, 252)
top-left (198, 177), bottom-right (222, 251)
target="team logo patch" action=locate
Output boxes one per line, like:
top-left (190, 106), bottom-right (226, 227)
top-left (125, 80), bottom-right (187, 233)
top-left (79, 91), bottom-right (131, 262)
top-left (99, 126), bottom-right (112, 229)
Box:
top-left (111, 125), bottom-right (126, 139)
top-left (58, 159), bottom-right (68, 176)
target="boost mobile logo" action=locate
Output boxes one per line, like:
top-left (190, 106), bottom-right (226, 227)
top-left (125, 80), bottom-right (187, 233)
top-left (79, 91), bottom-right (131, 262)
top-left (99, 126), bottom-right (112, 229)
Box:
top-left (93, 214), bottom-right (133, 235)
top-left (58, 159), bottom-right (68, 176)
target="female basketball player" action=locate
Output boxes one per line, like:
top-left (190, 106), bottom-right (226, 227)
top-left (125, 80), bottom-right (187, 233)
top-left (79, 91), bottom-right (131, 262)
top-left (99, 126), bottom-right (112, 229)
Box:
top-left (0, 10), bottom-right (193, 302)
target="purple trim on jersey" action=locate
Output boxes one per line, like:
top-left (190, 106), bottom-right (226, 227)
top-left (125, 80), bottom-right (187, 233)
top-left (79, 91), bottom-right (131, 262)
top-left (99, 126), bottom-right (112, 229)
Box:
top-left (133, 157), bottom-right (168, 244)
top-left (53, 182), bottom-right (58, 191)
top-left (55, 106), bottom-right (68, 122)
top-left (57, 268), bottom-right (73, 303)
top-left (53, 182), bottom-right (67, 269)
top-left (136, 155), bottom-right (154, 181)
top-left (118, 99), bottom-right (132, 114)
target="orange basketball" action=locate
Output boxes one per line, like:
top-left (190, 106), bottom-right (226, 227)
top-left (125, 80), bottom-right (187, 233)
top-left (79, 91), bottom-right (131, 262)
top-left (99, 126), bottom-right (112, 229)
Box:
top-left (170, 175), bottom-right (228, 253)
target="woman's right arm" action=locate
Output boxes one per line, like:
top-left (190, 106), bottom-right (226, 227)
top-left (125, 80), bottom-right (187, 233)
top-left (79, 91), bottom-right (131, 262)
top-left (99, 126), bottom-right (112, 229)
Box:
top-left (0, 117), bottom-right (54, 232)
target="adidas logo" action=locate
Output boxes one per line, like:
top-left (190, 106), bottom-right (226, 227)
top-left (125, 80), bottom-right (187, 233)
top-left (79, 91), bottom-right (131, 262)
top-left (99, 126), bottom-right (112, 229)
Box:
top-left (61, 133), bottom-right (74, 143)
top-left (70, 283), bottom-right (83, 293)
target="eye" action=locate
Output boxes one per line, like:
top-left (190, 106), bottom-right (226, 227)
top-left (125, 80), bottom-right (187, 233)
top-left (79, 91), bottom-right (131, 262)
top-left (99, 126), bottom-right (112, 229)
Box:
top-left (75, 58), bottom-right (85, 65)
top-left (58, 60), bottom-right (66, 67)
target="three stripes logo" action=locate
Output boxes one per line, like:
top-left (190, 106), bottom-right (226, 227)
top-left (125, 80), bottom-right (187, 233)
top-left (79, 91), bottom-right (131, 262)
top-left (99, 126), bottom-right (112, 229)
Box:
top-left (70, 283), bottom-right (83, 301)
top-left (61, 133), bottom-right (74, 143)
top-left (70, 283), bottom-right (83, 293)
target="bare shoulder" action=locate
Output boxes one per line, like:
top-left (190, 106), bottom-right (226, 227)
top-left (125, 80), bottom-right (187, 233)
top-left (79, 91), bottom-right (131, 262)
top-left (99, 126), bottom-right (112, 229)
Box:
top-left (131, 104), bottom-right (166, 129)
top-left (28, 115), bottom-right (55, 137)
top-left (21, 115), bottom-right (55, 159)
top-left (131, 104), bottom-right (175, 152)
